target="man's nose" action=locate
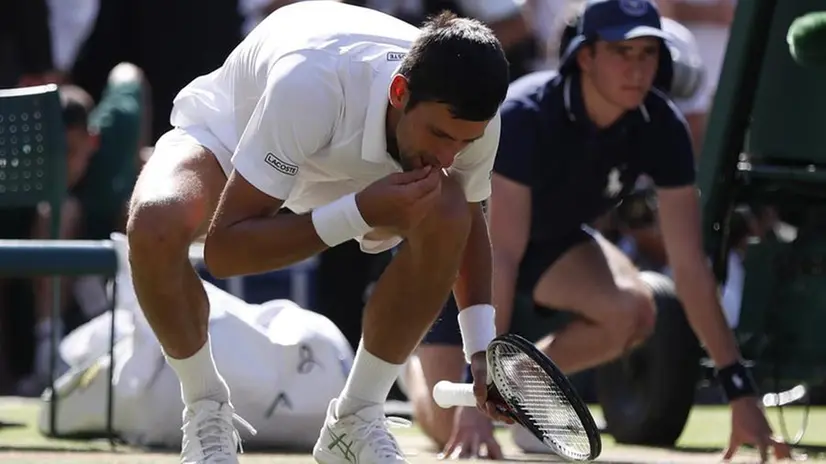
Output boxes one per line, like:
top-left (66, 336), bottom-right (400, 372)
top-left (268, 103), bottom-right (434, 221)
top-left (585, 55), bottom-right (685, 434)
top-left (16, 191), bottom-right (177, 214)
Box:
top-left (435, 142), bottom-right (465, 168)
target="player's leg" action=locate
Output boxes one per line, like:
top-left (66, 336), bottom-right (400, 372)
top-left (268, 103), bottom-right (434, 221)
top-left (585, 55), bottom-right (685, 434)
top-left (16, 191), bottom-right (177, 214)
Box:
top-left (530, 228), bottom-right (656, 374)
top-left (125, 129), bottom-right (244, 462)
top-left (315, 174), bottom-right (471, 463)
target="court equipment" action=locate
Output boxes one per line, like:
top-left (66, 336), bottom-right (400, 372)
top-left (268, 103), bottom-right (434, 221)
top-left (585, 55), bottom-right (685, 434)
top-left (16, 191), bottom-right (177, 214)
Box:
top-left (432, 333), bottom-right (601, 461)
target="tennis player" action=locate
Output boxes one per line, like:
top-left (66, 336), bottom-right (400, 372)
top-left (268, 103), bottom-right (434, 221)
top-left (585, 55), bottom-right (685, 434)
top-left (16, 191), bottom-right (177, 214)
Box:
top-left (124, 2), bottom-right (509, 463)
top-left (409, 0), bottom-right (791, 461)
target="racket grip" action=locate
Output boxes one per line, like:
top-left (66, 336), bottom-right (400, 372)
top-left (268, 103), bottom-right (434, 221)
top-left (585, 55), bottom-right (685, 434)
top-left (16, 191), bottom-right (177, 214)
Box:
top-left (432, 381), bottom-right (477, 408)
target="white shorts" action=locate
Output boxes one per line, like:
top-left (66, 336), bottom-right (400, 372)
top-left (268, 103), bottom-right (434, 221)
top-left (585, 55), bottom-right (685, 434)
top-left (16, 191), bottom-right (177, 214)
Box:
top-left (154, 126), bottom-right (234, 177)
top-left (156, 127), bottom-right (402, 255)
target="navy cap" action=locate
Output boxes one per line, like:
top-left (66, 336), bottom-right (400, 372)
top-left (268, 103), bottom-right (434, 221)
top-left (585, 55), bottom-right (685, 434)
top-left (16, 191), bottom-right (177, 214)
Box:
top-left (559, 0), bottom-right (673, 85)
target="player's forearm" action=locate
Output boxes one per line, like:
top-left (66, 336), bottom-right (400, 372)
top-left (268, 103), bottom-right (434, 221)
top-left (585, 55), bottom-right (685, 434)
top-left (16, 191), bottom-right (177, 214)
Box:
top-left (453, 205), bottom-right (492, 309)
top-left (672, 261), bottom-right (740, 368)
top-left (204, 213), bottom-right (327, 278)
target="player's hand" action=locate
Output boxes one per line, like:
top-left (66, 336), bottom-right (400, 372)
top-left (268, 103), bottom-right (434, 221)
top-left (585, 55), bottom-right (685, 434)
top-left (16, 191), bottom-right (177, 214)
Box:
top-left (469, 351), bottom-right (514, 425)
top-left (356, 166), bottom-right (441, 232)
top-left (724, 396), bottom-right (791, 462)
top-left (439, 406), bottom-right (504, 460)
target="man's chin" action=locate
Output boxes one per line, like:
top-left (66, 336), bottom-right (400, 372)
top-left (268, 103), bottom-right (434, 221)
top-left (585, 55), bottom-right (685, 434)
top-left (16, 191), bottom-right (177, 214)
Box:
top-left (619, 92), bottom-right (647, 109)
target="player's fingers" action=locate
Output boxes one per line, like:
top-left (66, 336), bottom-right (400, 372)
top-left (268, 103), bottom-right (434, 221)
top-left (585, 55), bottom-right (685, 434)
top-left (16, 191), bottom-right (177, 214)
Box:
top-left (486, 402), bottom-right (513, 423)
top-left (485, 436), bottom-right (504, 460)
top-left (439, 438), bottom-right (458, 460)
top-left (479, 400), bottom-right (491, 415)
top-left (758, 442), bottom-right (769, 463)
top-left (772, 438), bottom-right (792, 460)
top-left (411, 167), bottom-right (442, 196)
top-left (458, 435), bottom-right (478, 459)
top-left (389, 166), bottom-right (431, 184)
top-left (755, 434), bottom-right (773, 463)
top-left (416, 179), bottom-right (442, 207)
top-left (449, 441), bottom-right (465, 460)
top-left (482, 402), bottom-right (496, 419)
top-left (472, 382), bottom-right (487, 403)
top-left (722, 440), bottom-right (738, 461)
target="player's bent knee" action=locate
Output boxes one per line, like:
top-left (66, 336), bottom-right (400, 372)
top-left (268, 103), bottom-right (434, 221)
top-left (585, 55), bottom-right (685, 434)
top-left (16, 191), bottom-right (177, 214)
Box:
top-left (418, 175), bottom-right (471, 239)
top-left (615, 288), bottom-right (656, 347)
top-left (126, 199), bottom-right (198, 261)
top-left (599, 287), bottom-right (656, 354)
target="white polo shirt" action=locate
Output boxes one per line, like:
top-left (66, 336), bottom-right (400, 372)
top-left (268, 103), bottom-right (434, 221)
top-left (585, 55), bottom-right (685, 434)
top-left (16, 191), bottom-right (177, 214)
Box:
top-left (170, 1), bottom-right (500, 220)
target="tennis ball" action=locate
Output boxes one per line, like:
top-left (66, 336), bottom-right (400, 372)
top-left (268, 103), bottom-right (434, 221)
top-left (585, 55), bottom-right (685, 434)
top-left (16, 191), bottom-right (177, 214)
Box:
top-left (788, 12), bottom-right (826, 67)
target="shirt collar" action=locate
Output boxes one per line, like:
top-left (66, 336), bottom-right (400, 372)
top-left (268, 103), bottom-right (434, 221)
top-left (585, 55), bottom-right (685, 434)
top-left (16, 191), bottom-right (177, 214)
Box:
top-left (361, 61), bottom-right (402, 163)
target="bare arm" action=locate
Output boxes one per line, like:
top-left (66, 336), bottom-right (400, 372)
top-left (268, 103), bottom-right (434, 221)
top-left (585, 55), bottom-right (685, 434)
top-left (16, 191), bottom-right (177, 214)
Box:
top-left (453, 202), bottom-right (493, 309)
top-left (488, 174), bottom-right (531, 334)
top-left (657, 185), bottom-right (739, 367)
top-left (204, 53), bottom-right (341, 277)
top-left (204, 171), bottom-right (328, 278)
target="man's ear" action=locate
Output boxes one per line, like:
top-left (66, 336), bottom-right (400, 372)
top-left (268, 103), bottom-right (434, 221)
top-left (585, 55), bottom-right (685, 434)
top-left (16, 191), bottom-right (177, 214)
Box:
top-left (388, 74), bottom-right (409, 110)
top-left (576, 44), bottom-right (594, 73)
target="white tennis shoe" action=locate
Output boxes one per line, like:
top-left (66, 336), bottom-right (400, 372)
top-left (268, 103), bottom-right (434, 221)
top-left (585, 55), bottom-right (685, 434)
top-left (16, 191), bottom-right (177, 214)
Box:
top-left (313, 399), bottom-right (410, 464)
top-left (180, 400), bottom-right (256, 464)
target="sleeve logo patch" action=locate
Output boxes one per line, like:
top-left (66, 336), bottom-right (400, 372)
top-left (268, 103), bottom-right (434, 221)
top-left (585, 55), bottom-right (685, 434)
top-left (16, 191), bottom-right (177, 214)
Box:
top-left (386, 51), bottom-right (406, 62)
top-left (265, 152), bottom-right (299, 176)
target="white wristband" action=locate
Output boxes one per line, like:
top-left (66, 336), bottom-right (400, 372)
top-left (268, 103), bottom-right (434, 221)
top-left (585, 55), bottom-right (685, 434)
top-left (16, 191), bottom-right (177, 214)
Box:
top-left (311, 193), bottom-right (372, 248)
top-left (458, 304), bottom-right (496, 363)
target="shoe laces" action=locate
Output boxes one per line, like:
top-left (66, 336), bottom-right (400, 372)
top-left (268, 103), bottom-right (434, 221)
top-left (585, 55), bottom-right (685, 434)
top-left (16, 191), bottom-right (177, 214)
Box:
top-left (349, 414), bottom-right (410, 459)
top-left (181, 406), bottom-right (257, 462)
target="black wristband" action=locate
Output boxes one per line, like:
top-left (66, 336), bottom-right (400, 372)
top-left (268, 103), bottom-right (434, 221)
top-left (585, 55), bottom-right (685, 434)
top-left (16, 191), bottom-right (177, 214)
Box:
top-left (716, 361), bottom-right (758, 402)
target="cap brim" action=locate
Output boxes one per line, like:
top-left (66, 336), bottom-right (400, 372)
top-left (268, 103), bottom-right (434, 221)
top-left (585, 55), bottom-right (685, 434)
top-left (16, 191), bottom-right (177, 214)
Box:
top-left (597, 24), bottom-right (670, 42)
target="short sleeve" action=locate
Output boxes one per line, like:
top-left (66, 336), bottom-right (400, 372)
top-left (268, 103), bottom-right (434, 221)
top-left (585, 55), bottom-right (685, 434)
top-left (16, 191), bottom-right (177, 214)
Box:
top-left (644, 102), bottom-right (697, 188)
top-left (448, 112), bottom-right (501, 203)
top-left (231, 52), bottom-right (342, 200)
top-left (492, 100), bottom-right (538, 187)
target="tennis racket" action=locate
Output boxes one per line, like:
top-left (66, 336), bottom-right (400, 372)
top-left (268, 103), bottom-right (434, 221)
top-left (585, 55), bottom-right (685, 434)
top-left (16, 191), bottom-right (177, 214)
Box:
top-left (432, 333), bottom-right (602, 461)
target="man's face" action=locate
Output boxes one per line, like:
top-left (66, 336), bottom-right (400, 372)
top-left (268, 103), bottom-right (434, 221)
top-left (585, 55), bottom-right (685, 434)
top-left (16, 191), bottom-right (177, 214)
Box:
top-left (579, 36), bottom-right (660, 110)
top-left (388, 76), bottom-right (490, 171)
top-left (66, 126), bottom-right (98, 187)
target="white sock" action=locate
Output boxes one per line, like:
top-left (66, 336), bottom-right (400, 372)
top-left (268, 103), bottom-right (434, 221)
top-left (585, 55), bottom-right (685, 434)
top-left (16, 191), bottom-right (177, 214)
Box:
top-left (336, 342), bottom-right (402, 417)
top-left (165, 336), bottom-right (230, 407)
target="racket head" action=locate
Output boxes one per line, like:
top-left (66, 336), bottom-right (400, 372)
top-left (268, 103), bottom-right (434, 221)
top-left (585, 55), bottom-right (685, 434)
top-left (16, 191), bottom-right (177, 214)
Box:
top-left (486, 334), bottom-right (602, 461)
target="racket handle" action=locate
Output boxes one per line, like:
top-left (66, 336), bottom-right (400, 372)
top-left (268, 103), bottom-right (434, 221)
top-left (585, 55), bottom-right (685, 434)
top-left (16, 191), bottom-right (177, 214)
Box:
top-left (432, 381), bottom-right (477, 408)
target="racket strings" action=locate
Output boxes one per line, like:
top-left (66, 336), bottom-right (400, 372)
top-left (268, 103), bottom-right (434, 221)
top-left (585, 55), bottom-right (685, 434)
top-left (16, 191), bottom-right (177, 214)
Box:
top-left (491, 344), bottom-right (592, 461)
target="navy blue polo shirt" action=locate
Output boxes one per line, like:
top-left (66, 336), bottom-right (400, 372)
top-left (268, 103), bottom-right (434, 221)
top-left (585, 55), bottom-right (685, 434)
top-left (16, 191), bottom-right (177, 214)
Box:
top-left (494, 71), bottom-right (696, 243)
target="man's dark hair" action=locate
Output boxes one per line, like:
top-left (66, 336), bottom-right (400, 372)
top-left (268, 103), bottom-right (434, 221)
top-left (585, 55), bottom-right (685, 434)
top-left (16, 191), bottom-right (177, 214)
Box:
top-left (398, 11), bottom-right (509, 122)
top-left (58, 85), bottom-right (94, 130)
top-left (559, 15), bottom-right (580, 61)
